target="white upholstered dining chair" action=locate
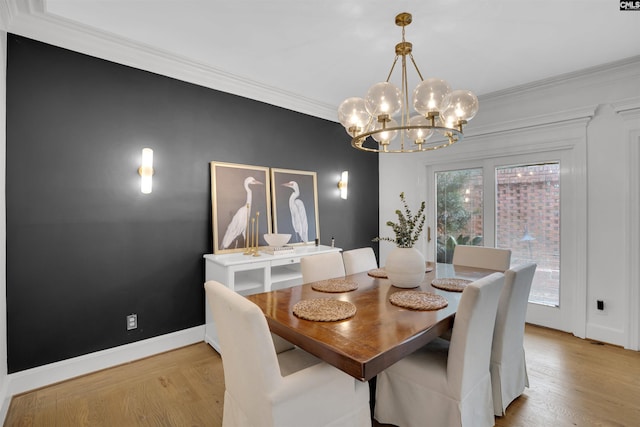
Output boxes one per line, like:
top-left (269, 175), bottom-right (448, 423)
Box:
top-left (301, 251), bottom-right (346, 283)
top-left (342, 247), bottom-right (378, 275)
top-left (452, 245), bottom-right (512, 271)
top-left (491, 262), bottom-right (537, 416)
top-left (374, 273), bottom-right (505, 427)
top-left (204, 280), bottom-right (371, 427)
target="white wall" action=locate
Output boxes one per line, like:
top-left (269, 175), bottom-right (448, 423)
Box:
top-left (586, 105), bottom-right (628, 345)
top-left (379, 58), bottom-right (640, 349)
top-left (0, 30), bottom-right (9, 417)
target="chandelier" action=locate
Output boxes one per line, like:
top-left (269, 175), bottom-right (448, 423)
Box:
top-left (337, 12), bottom-right (479, 153)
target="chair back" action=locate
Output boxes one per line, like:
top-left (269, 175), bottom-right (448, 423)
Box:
top-left (204, 280), bottom-right (282, 418)
top-left (447, 272), bottom-right (505, 398)
top-left (301, 252), bottom-right (345, 283)
top-left (452, 245), bottom-right (511, 271)
top-left (343, 247), bottom-right (378, 275)
top-left (492, 263), bottom-right (536, 361)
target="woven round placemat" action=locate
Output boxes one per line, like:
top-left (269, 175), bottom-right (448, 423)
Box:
top-left (312, 278), bottom-right (359, 293)
top-left (431, 278), bottom-right (472, 292)
top-left (367, 268), bottom-right (388, 278)
top-left (292, 299), bottom-right (357, 321)
top-left (389, 291), bottom-right (448, 311)
top-left (368, 264), bottom-right (434, 279)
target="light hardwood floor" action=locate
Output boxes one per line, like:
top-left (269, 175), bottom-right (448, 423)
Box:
top-left (5, 324), bottom-right (640, 426)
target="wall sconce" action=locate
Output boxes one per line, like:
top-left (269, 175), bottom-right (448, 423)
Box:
top-left (138, 148), bottom-right (154, 194)
top-left (338, 171), bottom-right (349, 200)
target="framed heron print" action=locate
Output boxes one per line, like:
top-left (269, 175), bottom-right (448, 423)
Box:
top-left (270, 168), bottom-right (319, 245)
top-left (211, 161), bottom-right (272, 254)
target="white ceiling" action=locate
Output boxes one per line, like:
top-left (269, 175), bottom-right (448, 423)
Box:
top-left (5, 0), bottom-right (640, 122)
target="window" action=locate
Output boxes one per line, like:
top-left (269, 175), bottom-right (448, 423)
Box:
top-left (496, 163), bottom-right (560, 307)
top-left (436, 168), bottom-right (483, 263)
top-left (435, 163), bottom-right (560, 307)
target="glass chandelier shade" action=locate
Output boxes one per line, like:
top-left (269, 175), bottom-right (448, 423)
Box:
top-left (365, 82), bottom-right (402, 118)
top-left (337, 97), bottom-right (369, 135)
top-left (440, 89), bottom-right (480, 125)
top-left (372, 117), bottom-right (399, 145)
top-left (337, 12), bottom-right (479, 153)
top-left (406, 115), bottom-right (433, 143)
top-left (413, 78), bottom-right (452, 115)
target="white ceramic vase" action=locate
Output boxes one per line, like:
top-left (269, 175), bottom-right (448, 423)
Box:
top-left (385, 247), bottom-right (425, 288)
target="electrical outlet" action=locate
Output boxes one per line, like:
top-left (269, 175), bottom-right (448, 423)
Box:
top-left (597, 300), bottom-right (604, 311)
top-left (127, 314), bottom-right (138, 330)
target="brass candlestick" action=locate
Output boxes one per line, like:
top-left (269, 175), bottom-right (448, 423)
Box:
top-left (253, 211), bottom-right (261, 257)
top-left (243, 203), bottom-right (252, 255)
top-left (250, 217), bottom-right (255, 254)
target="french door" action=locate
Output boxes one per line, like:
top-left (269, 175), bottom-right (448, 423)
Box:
top-left (427, 150), bottom-right (577, 331)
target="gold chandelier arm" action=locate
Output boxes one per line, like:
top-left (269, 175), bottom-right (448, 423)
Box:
top-left (400, 52), bottom-right (409, 151)
top-left (352, 137), bottom-right (457, 153)
top-left (355, 125), bottom-right (462, 139)
top-left (351, 124), bottom-right (463, 153)
top-left (386, 55), bottom-right (400, 83)
top-left (408, 53), bottom-right (424, 82)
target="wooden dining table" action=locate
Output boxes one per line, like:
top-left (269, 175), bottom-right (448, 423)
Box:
top-left (245, 262), bottom-right (498, 382)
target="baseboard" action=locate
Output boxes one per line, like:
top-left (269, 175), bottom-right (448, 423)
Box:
top-left (0, 325), bottom-right (205, 423)
top-left (204, 325), bottom-right (221, 353)
top-left (586, 322), bottom-right (625, 347)
top-left (0, 377), bottom-right (10, 427)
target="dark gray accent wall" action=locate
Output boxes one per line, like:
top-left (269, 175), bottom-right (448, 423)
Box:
top-left (6, 34), bottom-right (378, 373)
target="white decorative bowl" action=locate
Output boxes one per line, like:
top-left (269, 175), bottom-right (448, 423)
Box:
top-left (263, 233), bottom-right (291, 247)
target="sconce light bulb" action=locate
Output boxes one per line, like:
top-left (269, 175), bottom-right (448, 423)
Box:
top-left (139, 148), bottom-right (154, 194)
top-left (141, 176), bottom-right (152, 194)
top-left (339, 171), bottom-right (349, 200)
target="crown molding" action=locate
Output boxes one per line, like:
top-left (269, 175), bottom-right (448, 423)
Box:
top-left (612, 97), bottom-right (640, 120)
top-left (425, 105), bottom-right (596, 148)
top-left (467, 105), bottom-right (596, 139)
top-left (2, 0), bottom-right (337, 121)
top-left (1, 0), bottom-right (38, 28)
top-left (481, 56), bottom-right (640, 102)
top-left (0, 0), bottom-right (14, 30)
top-left (413, 105), bottom-right (594, 167)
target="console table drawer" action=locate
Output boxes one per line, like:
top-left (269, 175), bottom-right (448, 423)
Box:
top-left (271, 256), bottom-right (301, 267)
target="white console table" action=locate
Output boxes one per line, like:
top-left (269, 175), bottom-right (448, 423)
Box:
top-left (203, 245), bottom-right (341, 351)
